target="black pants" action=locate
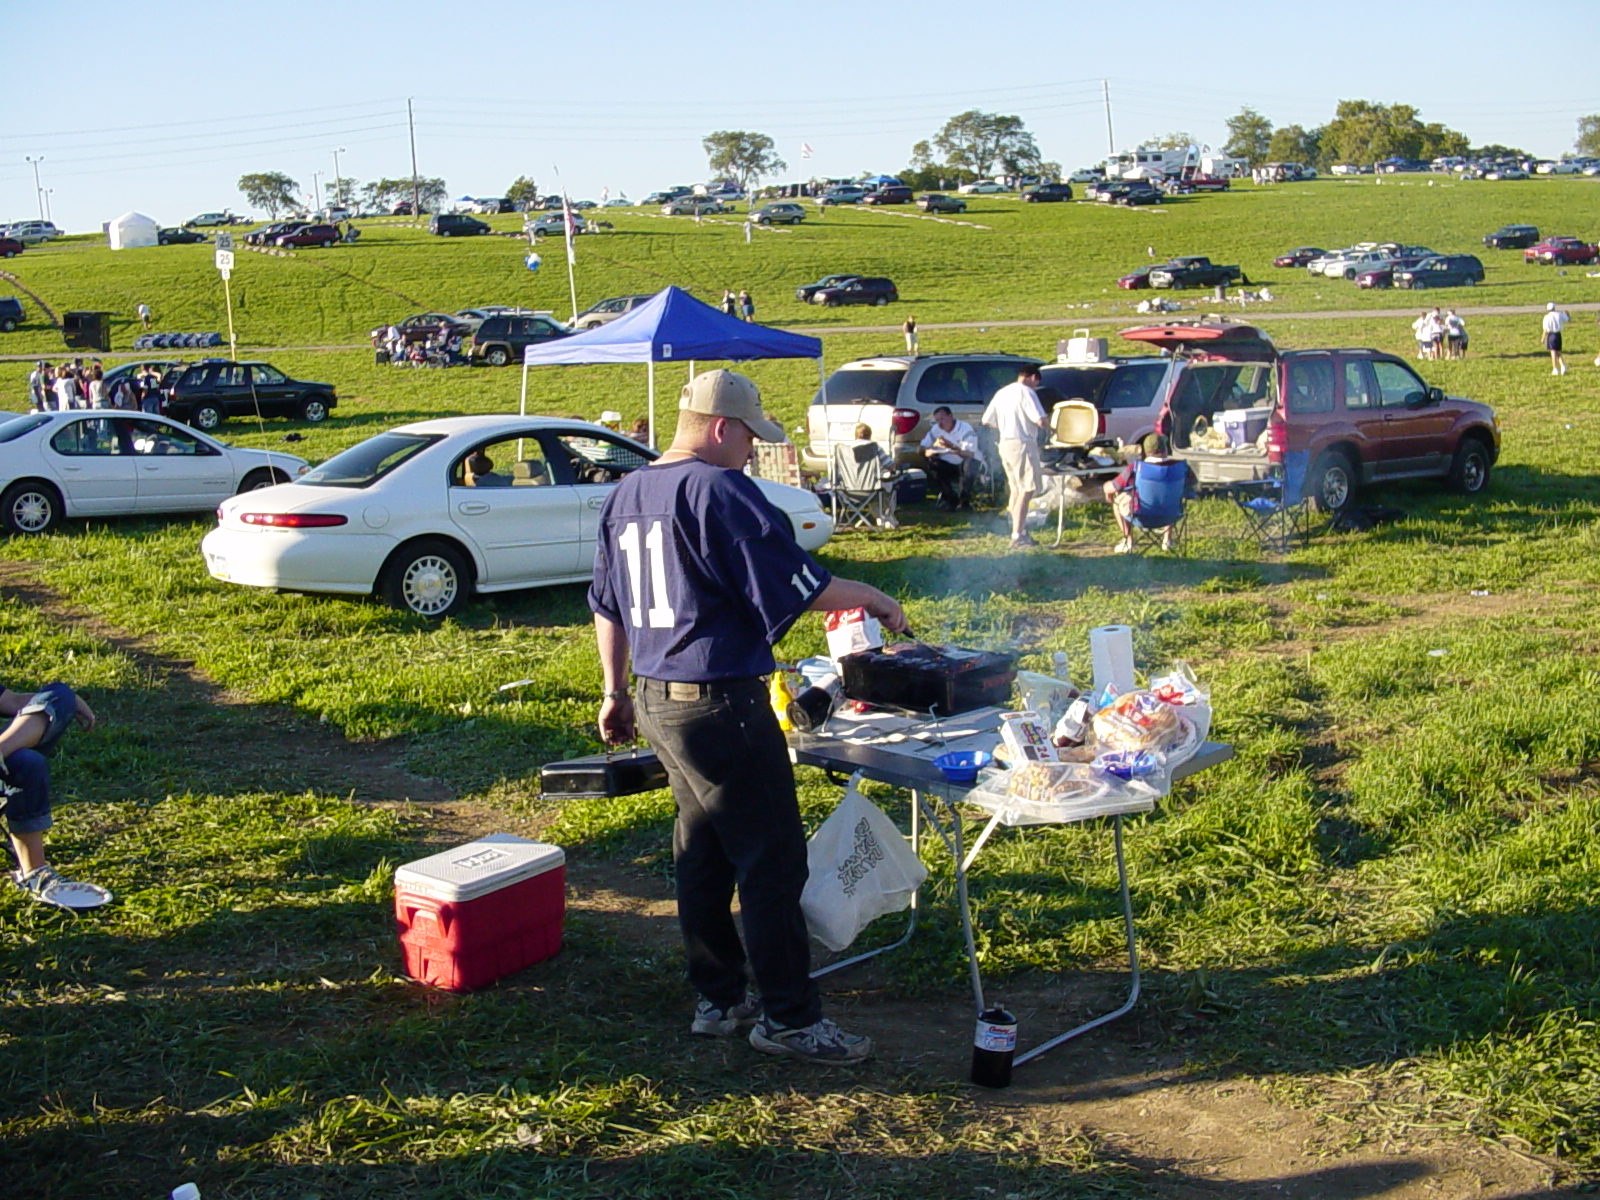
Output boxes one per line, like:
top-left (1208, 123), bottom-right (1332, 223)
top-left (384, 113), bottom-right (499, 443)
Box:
top-left (927, 456), bottom-right (974, 507)
top-left (636, 676), bottom-right (820, 1028)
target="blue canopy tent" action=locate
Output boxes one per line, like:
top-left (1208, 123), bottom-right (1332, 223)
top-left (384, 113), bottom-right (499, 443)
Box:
top-left (517, 286), bottom-right (823, 445)
top-left (860, 174), bottom-right (903, 186)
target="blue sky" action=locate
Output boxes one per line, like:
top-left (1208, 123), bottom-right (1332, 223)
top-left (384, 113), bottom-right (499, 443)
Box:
top-left (9, 0), bottom-right (1599, 231)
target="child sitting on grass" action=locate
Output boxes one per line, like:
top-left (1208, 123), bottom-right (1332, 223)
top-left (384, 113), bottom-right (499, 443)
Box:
top-left (0, 681), bottom-right (111, 909)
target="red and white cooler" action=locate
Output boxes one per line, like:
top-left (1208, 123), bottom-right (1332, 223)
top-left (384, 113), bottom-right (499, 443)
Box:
top-left (393, 835), bottom-right (565, 991)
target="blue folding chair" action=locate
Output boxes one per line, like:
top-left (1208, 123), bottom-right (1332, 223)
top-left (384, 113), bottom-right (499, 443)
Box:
top-left (1127, 459), bottom-right (1191, 554)
top-left (1234, 449), bottom-right (1311, 552)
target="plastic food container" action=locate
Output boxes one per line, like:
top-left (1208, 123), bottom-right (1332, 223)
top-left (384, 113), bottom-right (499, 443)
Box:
top-left (934, 750), bottom-right (993, 783)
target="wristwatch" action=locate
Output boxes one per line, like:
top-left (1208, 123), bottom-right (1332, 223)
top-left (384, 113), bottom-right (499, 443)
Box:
top-left (602, 689), bottom-right (631, 701)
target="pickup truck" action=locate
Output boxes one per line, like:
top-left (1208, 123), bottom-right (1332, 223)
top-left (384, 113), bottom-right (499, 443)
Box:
top-left (1126, 320), bottom-right (1500, 513)
top-left (1147, 256), bottom-right (1248, 289)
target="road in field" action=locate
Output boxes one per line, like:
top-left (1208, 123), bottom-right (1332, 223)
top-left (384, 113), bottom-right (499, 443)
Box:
top-left (4, 301), bottom-right (1599, 362)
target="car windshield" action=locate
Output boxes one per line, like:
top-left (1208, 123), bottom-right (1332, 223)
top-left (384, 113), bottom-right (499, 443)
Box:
top-left (299, 432), bottom-right (442, 487)
top-left (0, 413), bottom-right (51, 443)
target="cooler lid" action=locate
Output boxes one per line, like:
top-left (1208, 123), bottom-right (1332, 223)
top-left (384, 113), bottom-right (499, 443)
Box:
top-left (395, 835), bottom-right (565, 902)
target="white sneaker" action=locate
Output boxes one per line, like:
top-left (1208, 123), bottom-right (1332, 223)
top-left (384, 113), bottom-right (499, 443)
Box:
top-left (1553, 368), bottom-right (1561, 375)
top-left (1114, 538), bottom-right (1134, 554)
top-left (749, 1016), bottom-right (872, 1064)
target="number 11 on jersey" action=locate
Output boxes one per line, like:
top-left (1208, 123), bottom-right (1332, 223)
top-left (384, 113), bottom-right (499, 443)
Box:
top-left (618, 520), bottom-right (675, 629)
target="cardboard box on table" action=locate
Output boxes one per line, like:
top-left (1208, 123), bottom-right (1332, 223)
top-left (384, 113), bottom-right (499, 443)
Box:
top-left (393, 835), bottom-right (565, 991)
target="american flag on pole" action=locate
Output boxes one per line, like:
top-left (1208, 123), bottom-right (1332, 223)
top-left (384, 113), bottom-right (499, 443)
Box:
top-left (801, 143), bottom-right (813, 160)
top-left (562, 194), bottom-right (576, 265)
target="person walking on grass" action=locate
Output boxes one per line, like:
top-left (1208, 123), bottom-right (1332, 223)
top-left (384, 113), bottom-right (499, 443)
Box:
top-left (738, 290), bottom-right (754, 322)
top-left (982, 364), bottom-right (1047, 549)
top-left (903, 314), bottom-right (918, 353)
top-left (1543, 302), bottom-right (1569, 375)
top-left (1, 680), bottom-right (111, 909)
top-left (590, 369), bottom-right (904, 1065)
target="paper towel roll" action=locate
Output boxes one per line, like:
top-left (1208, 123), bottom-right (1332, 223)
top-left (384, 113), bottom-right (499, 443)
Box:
top-left (1089, 625), bottom-right (1135, 695)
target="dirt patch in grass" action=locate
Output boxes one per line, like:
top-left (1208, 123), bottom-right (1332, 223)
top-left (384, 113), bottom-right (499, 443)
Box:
top-left (0, 560), bottom-right (1577, 1196)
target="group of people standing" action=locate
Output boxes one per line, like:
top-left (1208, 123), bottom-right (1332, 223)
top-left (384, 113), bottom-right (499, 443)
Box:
top-left (27, 360), bottom-right (165, 414)
top-left (719, 290), bottom-right (755, 322)
top-left (1409, 308), bottom-right (1469, 360)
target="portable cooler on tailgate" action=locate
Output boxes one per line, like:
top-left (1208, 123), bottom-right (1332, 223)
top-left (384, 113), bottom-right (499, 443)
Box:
top-left (393, 835), bottom-right (565, 991)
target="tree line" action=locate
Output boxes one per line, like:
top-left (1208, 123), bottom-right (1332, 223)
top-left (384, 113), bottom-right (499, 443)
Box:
top-left (237, 172), bottom-right (449, 217)
top-left (1223, 103), bottom-right (1600, 168)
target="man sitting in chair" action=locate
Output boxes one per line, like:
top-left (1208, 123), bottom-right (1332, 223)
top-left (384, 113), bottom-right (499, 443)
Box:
top-left (833, 423), bottom-right (900, 530)
top-left (1103, 435), bottom-right (1197, 553)
top-left (918, 405), bottom-right (980, 510)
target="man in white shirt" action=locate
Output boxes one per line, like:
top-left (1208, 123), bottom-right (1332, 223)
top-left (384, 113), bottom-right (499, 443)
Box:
top-left (1542, 302), bottom-right (1569, 375)
top-left (981, 365), bottom-right (1046, 548)
top-left (51, 371), bottom-right (78, 412)
top-left (918, 405), bottom-right (980, 510)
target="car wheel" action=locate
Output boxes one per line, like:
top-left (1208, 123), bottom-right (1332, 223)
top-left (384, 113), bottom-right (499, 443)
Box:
top-left (301, 396), bottom-right (329, 423)
top-left (1449, 439), bottom-right (1491, 494)
top-left (0, 317), bottom-right (15, 332)
top-left (1308, 451), bottom-right (1354, 513)
top-left (872, 295), bottom-right (888, 306)
top-left (380, 539), bottom-right (470, 619)
top-left (485, 347), bottom-right (510, 367)
top-left (190, 403), bottom-right (224, 431)
top-left (238, 467), bottom-right (289, 492)
top-left (2, 250), bottom-right (14, 259)
top-left (1, 480), bottom-right (61, 536)
top-left (440, 230), bottom-right (452, 237)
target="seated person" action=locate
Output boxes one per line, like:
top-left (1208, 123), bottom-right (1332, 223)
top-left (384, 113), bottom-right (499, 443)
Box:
top-left (1102, 435), bottom-right (1197, 553)
top-left (1, 681), bottom-right (109, 908)
top-left (464, 451), bottom-right (511, 487)
top-left (918, 405), bottom-right (980, 510)
top-left (849, 422), bottom-right (896, 480)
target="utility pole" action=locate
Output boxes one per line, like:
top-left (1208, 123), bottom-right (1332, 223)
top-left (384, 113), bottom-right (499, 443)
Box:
top-left (42, 189), bottom-right (53, 224)
top-left (1102, 80), bottom-right (1115, 158)
top-left (24, 156), bottom-right (44, 221)
top-left (332, 146), bottom-right (345, 209)
top-left (312, 170), bottom-right (323, 212)
top-left (407, 98), bottom-right (421, 215)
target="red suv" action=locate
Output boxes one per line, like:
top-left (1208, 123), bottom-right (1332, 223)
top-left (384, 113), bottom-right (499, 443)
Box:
top-left (277, 223), bottom-right (341, 249)
top-left (1132, 321), bottom-right (1500, 512)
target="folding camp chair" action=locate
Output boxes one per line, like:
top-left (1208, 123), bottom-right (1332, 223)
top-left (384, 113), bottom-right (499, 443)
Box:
top-left (1233, 449), bottom-right (1311, 553)
top-left (829, 440), bottom-right (898, 530)
top-left (1125, 459), bottom-right (1191, 554)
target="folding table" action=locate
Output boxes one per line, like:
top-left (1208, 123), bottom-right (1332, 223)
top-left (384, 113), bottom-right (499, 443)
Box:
top-left (789, 706), bottom-right (1231, 1066)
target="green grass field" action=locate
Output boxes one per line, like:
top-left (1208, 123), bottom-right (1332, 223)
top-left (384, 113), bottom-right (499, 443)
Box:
top-left (3, 178), bottom-right (1599, 1197)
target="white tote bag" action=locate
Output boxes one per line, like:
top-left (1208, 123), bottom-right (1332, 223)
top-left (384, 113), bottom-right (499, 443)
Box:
top-left (801, 776), bottom-right (928, 952)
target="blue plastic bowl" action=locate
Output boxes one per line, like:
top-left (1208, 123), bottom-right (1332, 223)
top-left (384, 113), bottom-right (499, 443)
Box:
top-left (934, 750), bottom-right (993, 784)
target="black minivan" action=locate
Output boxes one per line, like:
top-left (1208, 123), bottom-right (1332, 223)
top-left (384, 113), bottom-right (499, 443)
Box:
top-left (1393, 254), bottom-right (1484, 289)
top-left (428, 213), bottom-right (490, 238)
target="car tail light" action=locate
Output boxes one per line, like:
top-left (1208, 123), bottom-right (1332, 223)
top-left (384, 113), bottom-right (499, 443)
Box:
top-left (240, 512), bottom-right (348, 528)
top-left (1265, 415), bottom-right (1287, 463)
top-left (890, 408), bottom-right (918, 436)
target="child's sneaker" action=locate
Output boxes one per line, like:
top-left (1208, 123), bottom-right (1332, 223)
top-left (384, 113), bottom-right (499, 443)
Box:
top-left (690, 987), bottom-right (761, 1037)
top-left (14, 864), bottom-right (112, 910)
top-left (749, 1016), bottom-right (872, 1064)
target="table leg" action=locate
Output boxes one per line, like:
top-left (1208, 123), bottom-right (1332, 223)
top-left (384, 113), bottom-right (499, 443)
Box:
top-left (947, 796), bottom-right (988, 1014)
top-left (1014, 815), bottom-right (1141, 1065)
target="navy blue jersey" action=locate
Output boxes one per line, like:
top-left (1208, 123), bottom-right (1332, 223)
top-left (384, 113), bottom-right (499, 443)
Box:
top-left (589, 458), bottom-right (830, 682)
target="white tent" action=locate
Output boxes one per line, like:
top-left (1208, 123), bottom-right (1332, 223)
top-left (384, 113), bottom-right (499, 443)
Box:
top-left (107, 212), bottom-right (159, 250)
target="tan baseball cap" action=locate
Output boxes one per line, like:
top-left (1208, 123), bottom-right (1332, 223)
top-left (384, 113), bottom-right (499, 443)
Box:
top-left (679, 369), bottom-right (785, 442)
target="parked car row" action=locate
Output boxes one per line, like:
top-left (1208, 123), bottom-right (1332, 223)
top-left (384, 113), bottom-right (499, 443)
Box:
top-left (1, 221), bottom-right (60, 245)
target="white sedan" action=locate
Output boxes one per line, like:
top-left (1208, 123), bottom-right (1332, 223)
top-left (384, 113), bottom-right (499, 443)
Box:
top-left (957, 181), bottom-right (1009, 194)
top-left (201, 415), bottom-right (836, 618)
top-left (0, 410), bottom-right (307, 535)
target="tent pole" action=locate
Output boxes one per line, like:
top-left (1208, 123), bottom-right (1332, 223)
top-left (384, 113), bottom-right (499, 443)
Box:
top-left (648, 362), bottom-right (655, 448)
top-left (519, 358), bottom-right (528, 417)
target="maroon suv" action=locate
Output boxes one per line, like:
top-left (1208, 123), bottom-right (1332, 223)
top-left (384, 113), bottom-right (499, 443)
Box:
top-left (1129, 321), bottom-right (1500, 511)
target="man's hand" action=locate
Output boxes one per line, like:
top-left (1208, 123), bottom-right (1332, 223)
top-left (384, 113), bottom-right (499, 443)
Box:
top-left (598, 695), bottom-right (635, 745)
top-left (73, 696), bottom-right (96, 733)
top-left (865, 592), bottom-right (908, 634)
